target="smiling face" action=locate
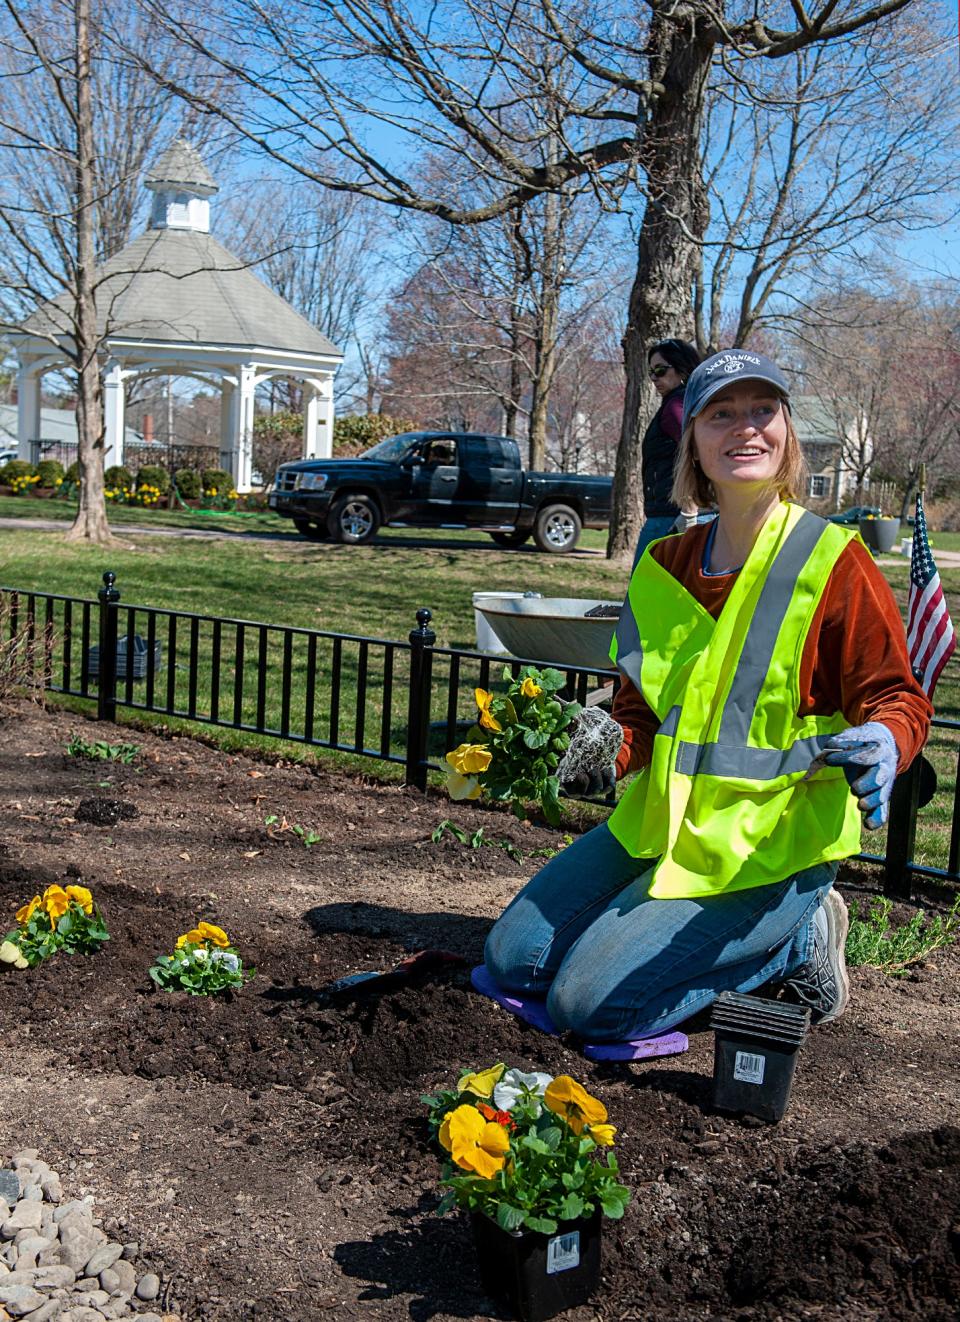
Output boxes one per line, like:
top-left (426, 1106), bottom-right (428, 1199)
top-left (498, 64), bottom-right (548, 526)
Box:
top-left (692, 381), bottom-right (789, 495)
top-left (649, 351), bottom-right (684, 399)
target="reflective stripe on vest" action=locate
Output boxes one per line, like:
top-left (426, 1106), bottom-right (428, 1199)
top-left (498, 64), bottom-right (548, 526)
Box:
top-left (608, 503), bottom-right (863, 899)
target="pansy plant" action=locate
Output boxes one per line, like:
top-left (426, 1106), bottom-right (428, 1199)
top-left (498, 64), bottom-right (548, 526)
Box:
top-left (149, 922), bottom-right (253, 995)
top-left (1, 883), bottom-right (109, 971)
top-left (443, 666), bottom-right (580, 825)
top-left (422, 1062), bottom-right (630, 1235)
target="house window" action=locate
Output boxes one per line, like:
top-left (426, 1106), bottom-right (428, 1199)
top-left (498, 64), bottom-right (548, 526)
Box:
top-left (809, 474), bottom-right (831, 498)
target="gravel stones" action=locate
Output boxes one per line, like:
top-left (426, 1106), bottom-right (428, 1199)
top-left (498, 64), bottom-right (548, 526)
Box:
top-left (0, 1152), bottom-right (170, 1320)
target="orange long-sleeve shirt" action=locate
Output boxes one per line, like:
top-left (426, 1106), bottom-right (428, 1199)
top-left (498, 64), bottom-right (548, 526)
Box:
top-left (612, 521), bottom-right (932, 778)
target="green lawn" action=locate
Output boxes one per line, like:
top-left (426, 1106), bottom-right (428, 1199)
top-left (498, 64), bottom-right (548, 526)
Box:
top-left (1, 509), bottom-right (957, 879)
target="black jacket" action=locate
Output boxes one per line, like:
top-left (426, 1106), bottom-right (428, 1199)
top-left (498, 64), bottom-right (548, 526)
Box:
top-left (641, 386), bottom-right (684, 518)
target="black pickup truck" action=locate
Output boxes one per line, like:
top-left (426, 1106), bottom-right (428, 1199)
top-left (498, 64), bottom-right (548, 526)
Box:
top-left (269, 431), bottom-right (612, 552)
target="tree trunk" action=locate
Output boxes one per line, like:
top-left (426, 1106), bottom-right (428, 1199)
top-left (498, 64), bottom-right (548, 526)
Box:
top-left (607, 10), bottom-right (714, 561)
top-left (66, 0), bottom-right (112, 545)
top-left (527, 277), bottom-right (559, 470)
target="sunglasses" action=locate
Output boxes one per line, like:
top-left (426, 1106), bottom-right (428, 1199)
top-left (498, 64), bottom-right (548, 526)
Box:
top-left (649, 364), bottom-right (672, 379)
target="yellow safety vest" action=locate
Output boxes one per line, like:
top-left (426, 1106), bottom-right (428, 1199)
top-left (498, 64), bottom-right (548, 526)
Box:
top-left (608, 502), bottom-right (863, 899)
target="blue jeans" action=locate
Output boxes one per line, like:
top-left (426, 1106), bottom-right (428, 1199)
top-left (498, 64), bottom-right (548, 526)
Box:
top-left (484, 823), bottom-right (836, 1041)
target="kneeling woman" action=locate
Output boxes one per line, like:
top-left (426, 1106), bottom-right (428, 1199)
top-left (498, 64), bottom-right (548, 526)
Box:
top-left (484, 349), bottom-right (931, 1040)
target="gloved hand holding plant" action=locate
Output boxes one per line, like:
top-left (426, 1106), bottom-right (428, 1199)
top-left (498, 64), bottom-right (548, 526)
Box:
top-left (443, 666), bottom-right (580, 825)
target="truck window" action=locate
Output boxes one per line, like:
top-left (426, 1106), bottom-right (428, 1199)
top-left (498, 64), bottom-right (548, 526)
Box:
top-left (422, 438), bottom-right (459, 467)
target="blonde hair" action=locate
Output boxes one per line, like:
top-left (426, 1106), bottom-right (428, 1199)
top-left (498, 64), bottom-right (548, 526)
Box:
top-left (671, 404), bottom-right (808, 509)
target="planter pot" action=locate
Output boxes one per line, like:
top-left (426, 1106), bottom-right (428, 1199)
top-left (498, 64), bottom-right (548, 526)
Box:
top-left (858, 517), bottom-right (901, 555)
top-left (470, 1210), bottom-right (602, 1321)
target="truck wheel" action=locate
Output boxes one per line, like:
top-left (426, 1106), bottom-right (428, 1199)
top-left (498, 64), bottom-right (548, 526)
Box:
top-left (489, 530), bottom-right (530, 548)
top-left (328, 494), bottom-right (381, 545)
top-left (293, 517), bottom-right (328, 542)
top-left (534, 504), bottom-right (581, 553)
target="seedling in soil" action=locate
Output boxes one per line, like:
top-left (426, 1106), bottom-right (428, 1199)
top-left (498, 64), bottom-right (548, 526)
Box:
top-left (264, 814), bottom-right (322, 848)
top-left (66, 734), bottom-right (139, 764)
top-left (431, 819), bottom-right (572, 865)
top-left (845, 895), bottom-right (960, 975)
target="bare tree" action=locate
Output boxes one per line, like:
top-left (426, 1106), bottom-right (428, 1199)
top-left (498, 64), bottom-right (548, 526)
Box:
top-left (129, 0), bottom-right (931, 557)
top-left (695, 30), bottom-right (959, 354)
top-left (799, 281), bottom-right (960, 512)
top-left (0, 0), bottom-right (224, 542)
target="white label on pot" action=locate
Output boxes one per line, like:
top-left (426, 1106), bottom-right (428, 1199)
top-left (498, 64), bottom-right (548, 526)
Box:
top-left (733, 1050), bottom-right (765, 1085)
top-left (546, 1230), bottom-right (580, 1274)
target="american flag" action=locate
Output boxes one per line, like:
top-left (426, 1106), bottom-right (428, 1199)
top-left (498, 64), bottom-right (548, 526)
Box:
top-left (907, 492), bottom-right (956, 698)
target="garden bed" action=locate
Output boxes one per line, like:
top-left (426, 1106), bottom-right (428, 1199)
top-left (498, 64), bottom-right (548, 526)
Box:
top-left (1, 699), bottom-right (958, 1321)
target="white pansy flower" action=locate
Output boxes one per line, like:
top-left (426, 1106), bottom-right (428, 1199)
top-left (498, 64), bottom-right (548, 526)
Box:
top-left (221, 952), bottom-right (240, 972)
top-left (192, 948), bottom-right (208, 962)
top-left (493, 1068), bottom-right (554, 1113)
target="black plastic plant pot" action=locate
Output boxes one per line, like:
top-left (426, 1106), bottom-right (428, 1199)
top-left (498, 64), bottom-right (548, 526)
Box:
top-left (470, 1209), bottom-right (602, 1322)
top-left (710, 992), bottom-right (810, 1124)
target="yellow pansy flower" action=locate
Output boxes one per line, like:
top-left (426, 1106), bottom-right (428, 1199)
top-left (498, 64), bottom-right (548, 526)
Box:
top-left (520, 677), bottom-right (542, 698)
top-left (16, 895), bottom-right (41, 926)
top-left (457, 1062), bottom-right (506, 1097)
top-left (65, 885), bottom-right (93, 915)
top-left (443, 761), bottom-right (482, 801)
top-left (196, 922), bottom-right (230, 948)
top-left (588, 1123), bottom-right (617, 1147)
top-left (447, 743), bottom-right (493, 776)
top-left (176, 927), bottom-right (206, 948)
top-left (474, 688), bottom-right (502, 732)
top-left (544, 1075), bottom-right (608, 1135)
top-left (439, 1104), bottom-right (510, 1179)
top-left (42, 885), bottom-right (70, 926)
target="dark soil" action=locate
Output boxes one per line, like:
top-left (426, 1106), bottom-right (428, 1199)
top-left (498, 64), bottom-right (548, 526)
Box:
top-left (1, 700), bottom-right (959, 1321)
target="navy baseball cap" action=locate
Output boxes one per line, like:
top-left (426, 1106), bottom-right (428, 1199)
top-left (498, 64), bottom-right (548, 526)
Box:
top-left (682, 349), bottom-right (791, 433)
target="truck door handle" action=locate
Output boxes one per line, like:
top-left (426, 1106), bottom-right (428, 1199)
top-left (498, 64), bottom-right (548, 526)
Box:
top-left (496, 477), bottom-right (514, 483)
top-left (439, 475), bottom-right (456, 483)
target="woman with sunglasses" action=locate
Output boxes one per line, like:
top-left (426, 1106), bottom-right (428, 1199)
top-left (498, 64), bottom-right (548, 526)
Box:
top-left (635, 338), bottom-right (704, 564)
top-left (480, 348), bottom-right (931, 1058)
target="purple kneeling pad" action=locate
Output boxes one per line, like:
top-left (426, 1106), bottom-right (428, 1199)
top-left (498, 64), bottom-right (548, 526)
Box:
top-left (470, 964), bottom-right (688, 1062)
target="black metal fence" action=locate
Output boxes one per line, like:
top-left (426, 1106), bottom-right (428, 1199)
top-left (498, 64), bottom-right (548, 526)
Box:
top-left (2, 571), bottom-right (957, 904)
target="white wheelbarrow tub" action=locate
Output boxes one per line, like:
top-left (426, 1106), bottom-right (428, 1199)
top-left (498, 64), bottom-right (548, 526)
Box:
top-left (474, 596), bottom-right (621, 670)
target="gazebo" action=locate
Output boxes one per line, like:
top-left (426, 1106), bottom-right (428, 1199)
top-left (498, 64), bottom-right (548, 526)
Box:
top-left (12, 140), bottom-right (343, 490)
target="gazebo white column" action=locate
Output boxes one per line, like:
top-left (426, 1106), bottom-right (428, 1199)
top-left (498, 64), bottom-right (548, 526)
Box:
top-left (221, 365), bottom-right (256, 491)
top-left (102, 359), bottom-right (126, 469)
top-left (302, 376), bottom-right (334, 460)
top-left (16, 362), bottom-right (41, 462)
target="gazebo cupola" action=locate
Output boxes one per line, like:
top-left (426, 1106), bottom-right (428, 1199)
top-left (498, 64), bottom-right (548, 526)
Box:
top-left (12, 139), bottom-right (343, 490)
top-left (145, 138), bottom-right (219, 234)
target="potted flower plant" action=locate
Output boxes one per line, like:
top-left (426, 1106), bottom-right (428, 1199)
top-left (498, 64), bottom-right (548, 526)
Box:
top-left (858, 482), bottom-right (901, 555)
top-left (422, 1062), bottom-right (630, 1321)
top-left (443, 666), bottom-right (579, 825)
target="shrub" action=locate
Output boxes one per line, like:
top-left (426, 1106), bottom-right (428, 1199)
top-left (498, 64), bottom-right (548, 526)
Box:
top-left (136, 463), bottom-right (170, 495)
top-left (333, 413), bottom-right (415, 456)
top-left (201, 467), bottom-right (234, 495)
top-left (104, 465), bottom-right (133, 490)
top-left (174, 468), bottom-right (201, 499)
top-left (0, 459), bottom-right (38, 485)
top-left (65, 462), bottom-right (80, 484)
top-left (36, 459), bottom-right (65, 488)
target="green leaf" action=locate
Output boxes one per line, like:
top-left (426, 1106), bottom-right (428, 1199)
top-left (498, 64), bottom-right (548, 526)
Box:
top-left (540, 1126), bottom-right (562, 1151)
top-left (520, 1136), bottom-right (550, 1155)
top-left (600, 1189), bottom-right (630, 1218)
top-left (559, 1193), bottom-right (585, 1220)
top-left (522, 728), bottom-right (549, 750)
top-left (524, 1214), bottom-right (558, 1234)
top-left (496, 1203), bottom-right (526, 1232)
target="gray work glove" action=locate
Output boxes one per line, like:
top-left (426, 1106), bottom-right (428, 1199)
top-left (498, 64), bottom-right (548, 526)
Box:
top-left (819, 722), bottom-right (899, 831)
top-left (557, 707), bottom-right (623, 798)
